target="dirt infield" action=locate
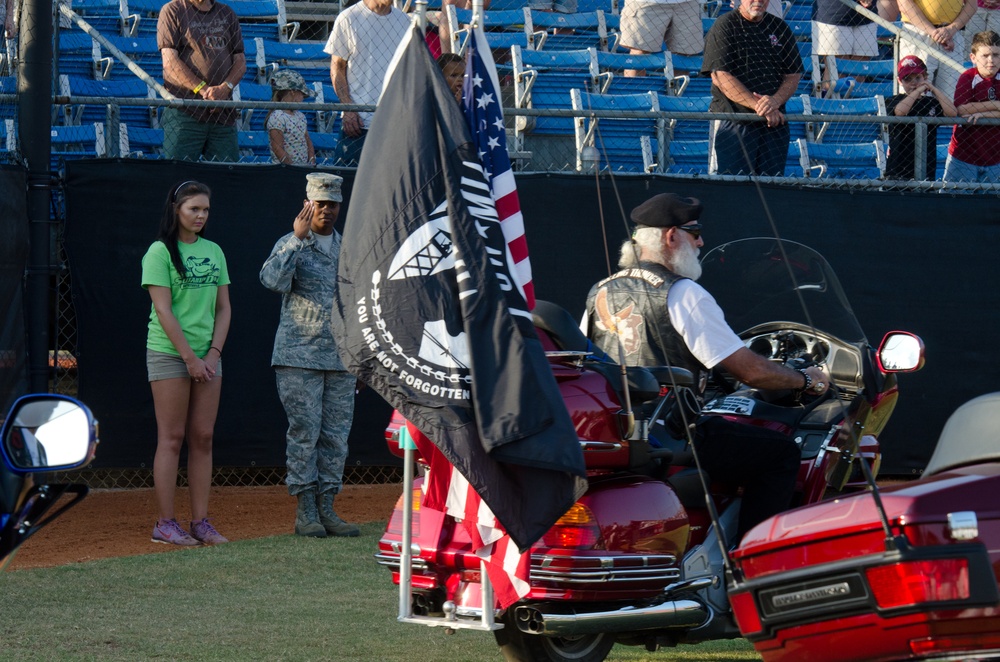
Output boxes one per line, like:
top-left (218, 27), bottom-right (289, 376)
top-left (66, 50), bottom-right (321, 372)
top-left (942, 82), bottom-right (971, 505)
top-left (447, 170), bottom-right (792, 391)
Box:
top-left (8, 483), bottom-right (403, 571)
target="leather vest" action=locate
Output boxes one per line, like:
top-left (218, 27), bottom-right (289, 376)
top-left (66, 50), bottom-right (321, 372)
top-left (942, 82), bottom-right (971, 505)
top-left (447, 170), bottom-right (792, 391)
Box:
top-left (585, 261), bottom-right (710, 395)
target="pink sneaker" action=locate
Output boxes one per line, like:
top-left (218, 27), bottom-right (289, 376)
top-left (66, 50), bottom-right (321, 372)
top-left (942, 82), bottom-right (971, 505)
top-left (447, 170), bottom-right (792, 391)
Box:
top-left (152, 518), bottom-right (201, 546)
top-left (190, 518), bottom-right (229, 544)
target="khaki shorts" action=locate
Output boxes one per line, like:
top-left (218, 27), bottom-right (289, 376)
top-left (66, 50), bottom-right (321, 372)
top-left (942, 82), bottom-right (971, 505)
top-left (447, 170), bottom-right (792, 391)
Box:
top-left (147, 349), bottom-right (223, 382)
top-left (619, 0), bottom-right (704, 56)
top-left (812, 21), bottom-right (879, 57)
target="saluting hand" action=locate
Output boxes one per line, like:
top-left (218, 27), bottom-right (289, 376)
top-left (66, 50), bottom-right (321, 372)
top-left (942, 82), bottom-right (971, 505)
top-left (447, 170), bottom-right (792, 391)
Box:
top-left (293, 200), bottom-right (313, 239)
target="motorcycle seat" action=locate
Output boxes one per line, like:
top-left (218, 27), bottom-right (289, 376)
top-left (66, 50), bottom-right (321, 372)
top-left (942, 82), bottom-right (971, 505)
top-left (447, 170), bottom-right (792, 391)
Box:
top-left (584, 360), bottom-right (661, 404)
top-left (532, 300), bottom-right (610, 361)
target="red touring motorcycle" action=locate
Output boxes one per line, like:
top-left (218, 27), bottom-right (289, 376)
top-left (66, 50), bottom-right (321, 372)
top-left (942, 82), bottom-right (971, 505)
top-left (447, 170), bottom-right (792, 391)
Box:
top-left (1, 394), bottom-right (98, 568)
top-left (728, 390), bottom-right (1000, 662)
top-left (376, 238), bottom-right (925, 661)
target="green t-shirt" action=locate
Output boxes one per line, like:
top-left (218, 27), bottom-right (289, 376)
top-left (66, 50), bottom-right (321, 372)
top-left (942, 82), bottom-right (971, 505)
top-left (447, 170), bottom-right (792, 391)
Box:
top-left (141, 237), bottom-right (230, 356)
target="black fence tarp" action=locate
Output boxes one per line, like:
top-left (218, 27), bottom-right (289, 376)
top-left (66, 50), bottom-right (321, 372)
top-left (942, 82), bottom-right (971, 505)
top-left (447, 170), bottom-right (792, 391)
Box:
top-left (0, 166), bottom-right (28, 414)
top-left (63, 160), bottom-right (1000, 474)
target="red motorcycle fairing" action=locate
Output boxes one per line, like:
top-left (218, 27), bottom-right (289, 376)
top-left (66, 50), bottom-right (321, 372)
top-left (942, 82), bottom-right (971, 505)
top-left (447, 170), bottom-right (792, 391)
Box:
top-left (728, 464), bottom-right (1000, 662)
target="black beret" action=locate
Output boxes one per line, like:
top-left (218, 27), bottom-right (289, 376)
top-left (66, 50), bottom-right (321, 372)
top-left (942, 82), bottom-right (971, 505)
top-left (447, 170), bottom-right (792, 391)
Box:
top-left (630, 193), bottom-right (702, 229)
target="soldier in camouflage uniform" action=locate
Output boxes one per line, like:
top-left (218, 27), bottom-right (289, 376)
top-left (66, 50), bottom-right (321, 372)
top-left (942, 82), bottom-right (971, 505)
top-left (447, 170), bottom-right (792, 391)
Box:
top-left (260, 172), bottom-right (359, 538)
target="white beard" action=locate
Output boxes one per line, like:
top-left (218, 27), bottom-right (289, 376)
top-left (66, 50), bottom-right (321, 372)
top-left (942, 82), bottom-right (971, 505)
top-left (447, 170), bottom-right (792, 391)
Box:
top-left (668, 239), bottom-right (702, 281)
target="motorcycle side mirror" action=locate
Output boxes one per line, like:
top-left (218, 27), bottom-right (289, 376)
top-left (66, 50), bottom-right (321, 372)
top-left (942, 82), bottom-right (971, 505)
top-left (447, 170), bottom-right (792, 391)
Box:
top-left (1, 395), bottom-right (98, 472)
top-left (876, 332), bottom-right (926, 373)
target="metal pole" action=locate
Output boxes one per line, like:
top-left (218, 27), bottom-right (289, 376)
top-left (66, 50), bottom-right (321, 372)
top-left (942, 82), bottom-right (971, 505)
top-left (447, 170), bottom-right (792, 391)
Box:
top-left (19, 0), bottom-right (54, 393)
top-left (914, 121), bottom-right (928, 181)
top-left (398, 428), bottom-right (415, 620)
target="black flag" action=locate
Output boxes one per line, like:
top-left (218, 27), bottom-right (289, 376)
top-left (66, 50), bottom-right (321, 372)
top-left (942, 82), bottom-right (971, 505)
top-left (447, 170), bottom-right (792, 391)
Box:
top-left (331, 27), bottom-right (586, 552)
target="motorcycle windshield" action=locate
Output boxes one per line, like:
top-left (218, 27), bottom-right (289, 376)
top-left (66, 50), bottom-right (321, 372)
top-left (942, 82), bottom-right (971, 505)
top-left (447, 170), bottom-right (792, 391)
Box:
top-left (699, 238), bottom-right (867, 344)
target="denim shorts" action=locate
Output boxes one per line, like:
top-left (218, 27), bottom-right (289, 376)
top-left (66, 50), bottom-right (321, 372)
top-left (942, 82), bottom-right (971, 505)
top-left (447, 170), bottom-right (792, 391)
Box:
top-left (147, 349), bottom-right (223, 382)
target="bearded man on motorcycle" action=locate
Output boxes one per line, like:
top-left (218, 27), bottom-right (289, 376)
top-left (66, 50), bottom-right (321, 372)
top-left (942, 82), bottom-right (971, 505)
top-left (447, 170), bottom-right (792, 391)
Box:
top-left (584, 192), bottom-right (829, 541)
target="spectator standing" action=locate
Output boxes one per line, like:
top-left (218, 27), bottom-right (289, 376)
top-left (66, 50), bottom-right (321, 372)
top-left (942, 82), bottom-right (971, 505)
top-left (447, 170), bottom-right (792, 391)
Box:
top-left (619, 0), bottom-right (704, 77)
top-left (944, 30), bottom-right (1000, 181)
top-left (702, 0), bottom-right (804, 176)
top-left (266, 69), bottom-right (316, 165)
top-left (885, 55), bottom-right (957, 179)
top-left (260, 173), bottom-right (360, 538)
top-left (967, 0), bottom-right (1000, 36)
top-left (812, 0), bottom-right (880, 72)
top-left (157, 0), bottom-right (246, 162)
top-left (897, 0), bottom-right (976, 96)
top-left (143, 180), bottom-right (231, 546)
top-left (324, 0), bottom-right (410, 167)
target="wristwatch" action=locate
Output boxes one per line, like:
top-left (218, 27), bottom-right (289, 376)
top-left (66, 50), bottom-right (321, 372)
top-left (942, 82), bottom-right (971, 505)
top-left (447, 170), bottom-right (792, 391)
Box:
top-left (223, 81), bottom-right (234, 91)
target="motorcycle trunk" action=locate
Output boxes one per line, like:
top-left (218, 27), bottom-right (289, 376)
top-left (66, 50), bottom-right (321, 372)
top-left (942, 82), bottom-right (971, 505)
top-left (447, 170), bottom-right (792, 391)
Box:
top-left (729, 465), bottom-right (1000, 662)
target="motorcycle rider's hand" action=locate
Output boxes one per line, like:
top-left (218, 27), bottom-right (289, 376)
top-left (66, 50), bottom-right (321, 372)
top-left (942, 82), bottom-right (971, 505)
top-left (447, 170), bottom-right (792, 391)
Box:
top-left (803, 366), bottom-right (828, 395)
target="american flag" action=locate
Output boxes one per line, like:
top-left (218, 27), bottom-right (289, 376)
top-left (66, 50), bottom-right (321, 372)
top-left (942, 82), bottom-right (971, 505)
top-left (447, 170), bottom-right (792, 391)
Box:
top-left (409, 421), bottom-right (531, 609)
top-left (461, 25), bottom-right (535, 311)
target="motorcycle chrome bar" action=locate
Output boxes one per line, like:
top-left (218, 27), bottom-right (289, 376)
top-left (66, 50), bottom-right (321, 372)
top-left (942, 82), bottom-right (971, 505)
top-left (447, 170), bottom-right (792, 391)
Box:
top-left (396, 433), bottom-right (502, 631)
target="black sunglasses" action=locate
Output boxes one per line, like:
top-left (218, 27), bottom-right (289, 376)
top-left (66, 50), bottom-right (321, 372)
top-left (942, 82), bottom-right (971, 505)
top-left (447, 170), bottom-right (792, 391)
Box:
top-left (675, 223), bottom-right (702, 239)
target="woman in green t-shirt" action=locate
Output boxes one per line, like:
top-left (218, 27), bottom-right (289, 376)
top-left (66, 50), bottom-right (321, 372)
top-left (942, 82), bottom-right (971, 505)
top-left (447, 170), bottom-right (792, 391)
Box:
top-left (141, 180), bottom-right (231, 547)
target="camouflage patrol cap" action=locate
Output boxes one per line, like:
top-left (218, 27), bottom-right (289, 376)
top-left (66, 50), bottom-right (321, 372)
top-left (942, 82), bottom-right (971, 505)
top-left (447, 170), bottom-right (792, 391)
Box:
top-left (270, 69), bottom-right (313, 97)
top-left (306, 173), bottom-right (343, 202)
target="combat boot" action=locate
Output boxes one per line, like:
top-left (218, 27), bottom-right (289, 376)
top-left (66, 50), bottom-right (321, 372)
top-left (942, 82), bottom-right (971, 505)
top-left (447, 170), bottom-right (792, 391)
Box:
top-left (317, 491), bottom-right (360, 537)
top-left (295, 490), bottom-right (327, 538)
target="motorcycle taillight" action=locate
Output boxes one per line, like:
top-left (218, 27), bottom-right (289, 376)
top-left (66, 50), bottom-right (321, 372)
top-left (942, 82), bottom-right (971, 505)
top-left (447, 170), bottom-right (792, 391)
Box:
top-left (865, 558), bottom-right (970, 609)
top-left (729, 590), bottom-right (763, 636)
top-left (541, 503), bottom-right (601, 549)
top-left (386, 488), bottom-right (421, 537)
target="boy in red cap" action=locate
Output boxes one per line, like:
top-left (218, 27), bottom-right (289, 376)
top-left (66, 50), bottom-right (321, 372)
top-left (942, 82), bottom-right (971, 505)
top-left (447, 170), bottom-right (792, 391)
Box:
top-left (885, 54), bottom-right (957, 180)
top-left (944, 30), bottom-right (1000, 182)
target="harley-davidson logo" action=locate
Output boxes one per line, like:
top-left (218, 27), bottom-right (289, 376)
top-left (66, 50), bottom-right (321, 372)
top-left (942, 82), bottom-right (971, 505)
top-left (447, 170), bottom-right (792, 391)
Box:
top-left (771, 582), bottom-right (851, 608)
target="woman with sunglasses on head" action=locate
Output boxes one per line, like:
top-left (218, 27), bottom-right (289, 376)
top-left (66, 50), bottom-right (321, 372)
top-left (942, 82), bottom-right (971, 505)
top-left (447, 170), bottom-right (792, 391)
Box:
top-left (141, 180), bottom-right (231, 546)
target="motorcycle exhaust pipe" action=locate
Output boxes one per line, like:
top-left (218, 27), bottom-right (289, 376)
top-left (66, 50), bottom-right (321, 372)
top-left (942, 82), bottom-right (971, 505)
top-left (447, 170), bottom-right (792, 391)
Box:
top-left (513, 599), bottom-right (709, 637)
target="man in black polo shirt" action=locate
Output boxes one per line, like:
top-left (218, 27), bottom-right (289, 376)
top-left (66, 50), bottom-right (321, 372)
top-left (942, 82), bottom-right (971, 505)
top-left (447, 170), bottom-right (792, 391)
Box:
top-left (702, 0), bottom-right (803, 176)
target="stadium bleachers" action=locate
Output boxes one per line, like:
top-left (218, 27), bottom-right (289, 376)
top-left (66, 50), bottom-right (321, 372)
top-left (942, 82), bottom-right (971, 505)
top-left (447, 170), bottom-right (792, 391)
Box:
top-left (34, 0), bottom-right (961, 180)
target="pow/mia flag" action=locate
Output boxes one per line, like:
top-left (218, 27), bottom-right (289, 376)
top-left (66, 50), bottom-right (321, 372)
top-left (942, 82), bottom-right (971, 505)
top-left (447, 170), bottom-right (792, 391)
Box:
top-left (331, 26), bottom-right (585, 552)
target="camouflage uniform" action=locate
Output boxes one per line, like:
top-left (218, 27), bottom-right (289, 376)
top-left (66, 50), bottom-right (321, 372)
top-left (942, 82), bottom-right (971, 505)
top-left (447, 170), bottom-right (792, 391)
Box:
top-left (260, 230), bottom-right (355, 496)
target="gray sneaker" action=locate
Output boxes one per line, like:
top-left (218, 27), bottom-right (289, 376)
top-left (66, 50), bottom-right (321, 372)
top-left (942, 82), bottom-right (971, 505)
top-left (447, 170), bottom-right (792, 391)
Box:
top-left (152, 518), bottom-right (201, 546)
top-left (190, 519), bottom-right (229, 544)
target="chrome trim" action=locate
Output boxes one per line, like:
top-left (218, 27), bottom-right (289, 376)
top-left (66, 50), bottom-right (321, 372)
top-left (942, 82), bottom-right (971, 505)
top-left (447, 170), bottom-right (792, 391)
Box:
top-left (531, 554), bottom-right (680, 584)
top-left (578, 440), bottom-right (624, 451)
top-left (374, 551), bottom-right (428, 571)
top-left (947, 511), bottom-right (979, 541)
top-left (516, 599), bottom-right (709, 636)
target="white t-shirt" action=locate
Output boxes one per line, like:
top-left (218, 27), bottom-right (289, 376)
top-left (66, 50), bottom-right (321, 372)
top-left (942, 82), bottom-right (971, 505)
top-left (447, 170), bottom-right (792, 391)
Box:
top-left (323, 2), bottom-right (411, 129)
top-left (666, 279), bottom-right (745, 370)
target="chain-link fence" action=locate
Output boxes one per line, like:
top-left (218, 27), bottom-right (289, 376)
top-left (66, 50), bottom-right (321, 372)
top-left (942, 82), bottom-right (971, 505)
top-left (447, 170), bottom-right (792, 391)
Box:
top-left (4, 0), bottom-right (1000, 486)
top-left (3, 0), bottom-right (1000, 185)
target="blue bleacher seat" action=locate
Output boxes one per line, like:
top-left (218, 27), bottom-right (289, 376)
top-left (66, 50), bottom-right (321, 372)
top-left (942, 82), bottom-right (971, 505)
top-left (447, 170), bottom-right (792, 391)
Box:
top-left (797, 138), bottom-right (886, 179)
top-left (59, 74), bottom-right (157, 128)
top-left (804, 95), bottom-right (887, 144)
top-left (123, 124), bottom-right (163, 157)
top-left (666, 138), bottom-right (710, 175)
top-left (310, 130), bottom-right (338, 164)
top-left (254, 38), bottom-right (328, 85)
top-left (572, 88), bottom-right (661, 172)
top-left (238, 129), bottom-right (273, 162)
top-left (657, 94), bottom-right (712, 143)
top-left (595, 50), bottom-right (683, 96)
top-left (525, 9), bottom-right (613, 52)
top-left (512, 45), bottom-right (598, 147)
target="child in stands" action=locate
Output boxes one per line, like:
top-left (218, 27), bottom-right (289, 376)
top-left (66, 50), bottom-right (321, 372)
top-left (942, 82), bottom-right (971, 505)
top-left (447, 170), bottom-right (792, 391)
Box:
top-left (944, 30), bottom-right (1000, 182)
top-left (884, 55), bottom-right (956, 181)
top-left (266, 70), bottom-right (316, 165)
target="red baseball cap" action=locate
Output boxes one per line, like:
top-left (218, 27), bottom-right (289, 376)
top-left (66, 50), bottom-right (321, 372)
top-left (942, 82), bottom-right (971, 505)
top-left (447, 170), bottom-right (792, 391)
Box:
top-left (898, 55), bottom-right (928, 79)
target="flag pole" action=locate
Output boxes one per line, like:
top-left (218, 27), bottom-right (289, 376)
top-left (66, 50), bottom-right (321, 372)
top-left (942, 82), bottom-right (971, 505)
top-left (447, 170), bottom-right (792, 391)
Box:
top-left (398, 426), bottom-right (416, 621)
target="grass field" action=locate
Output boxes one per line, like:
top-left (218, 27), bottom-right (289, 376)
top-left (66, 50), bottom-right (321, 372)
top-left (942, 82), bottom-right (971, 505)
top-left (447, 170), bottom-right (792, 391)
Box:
top-left (1, 522), bottom-right (761, 661)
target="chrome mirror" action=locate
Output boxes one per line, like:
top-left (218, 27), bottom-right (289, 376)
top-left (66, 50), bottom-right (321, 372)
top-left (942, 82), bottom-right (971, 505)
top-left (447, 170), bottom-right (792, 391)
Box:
top-left (877, 332), bottom-right (926, 373)
top-left (2, 396), bottom-right (96, 471)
